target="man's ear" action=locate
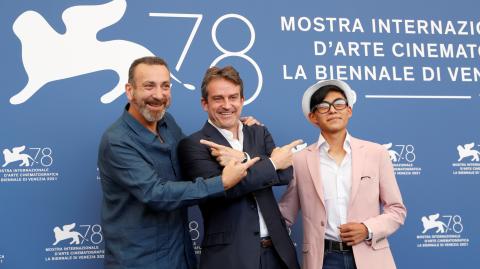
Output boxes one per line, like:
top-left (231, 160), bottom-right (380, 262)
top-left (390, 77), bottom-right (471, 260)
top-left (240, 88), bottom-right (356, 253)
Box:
top-left (125, 83), bottom-right (134, 102)
top-left (307, 112), bottom-right (319, 126)
top-left (201, 97), bottom-right (208, 112)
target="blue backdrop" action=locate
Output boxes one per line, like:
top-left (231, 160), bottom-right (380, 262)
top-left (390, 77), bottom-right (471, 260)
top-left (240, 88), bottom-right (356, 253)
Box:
top-left (1, 0), bottom-right (478, 268)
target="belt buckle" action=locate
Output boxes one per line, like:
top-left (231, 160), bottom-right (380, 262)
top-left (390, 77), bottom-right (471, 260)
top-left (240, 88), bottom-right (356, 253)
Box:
top-left (325, 239), bottom-right (350, 252)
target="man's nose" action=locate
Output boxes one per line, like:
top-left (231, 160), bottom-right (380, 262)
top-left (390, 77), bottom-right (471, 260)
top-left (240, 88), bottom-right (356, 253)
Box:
top-left (221, 99), bottom-right (232, 109)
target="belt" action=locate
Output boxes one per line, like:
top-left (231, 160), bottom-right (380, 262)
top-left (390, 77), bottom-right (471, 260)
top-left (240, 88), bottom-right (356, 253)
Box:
top-left (324, 239), bottom-right (352, 252)
top-left (260, 236), bottom-right (273, 248)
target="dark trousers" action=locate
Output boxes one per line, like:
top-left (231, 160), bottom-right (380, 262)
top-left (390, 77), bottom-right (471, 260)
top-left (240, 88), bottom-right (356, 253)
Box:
top-left (259, 246), bottom-right (288, 269)
top-left (322, 250), bottom-right (357, 269)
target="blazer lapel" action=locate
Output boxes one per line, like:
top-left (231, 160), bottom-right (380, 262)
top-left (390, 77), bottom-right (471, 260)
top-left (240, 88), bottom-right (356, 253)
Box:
top-left (349, 137), bottom-right (365, 208)
top-left (201, 121), bottom-right (231, 148)
top-left (305, 145), bottom-right (325, 208)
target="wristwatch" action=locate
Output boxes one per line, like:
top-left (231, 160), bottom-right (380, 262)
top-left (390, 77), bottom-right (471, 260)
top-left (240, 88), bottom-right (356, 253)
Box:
top-left (362, 222), bottom-right (373, 241)
top-left (241, 152), bottom-right (249, 163)
top-left (366, 225), bottom-right (373, 241)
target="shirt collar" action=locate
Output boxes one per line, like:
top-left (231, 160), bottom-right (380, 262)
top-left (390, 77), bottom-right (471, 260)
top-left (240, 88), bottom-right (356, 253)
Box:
top-left (207, 119), bottom-right (243, 142)
top-left (122, 104), bottom-right (167, 142)
top-left (316, 132), bottom-right (352, 154)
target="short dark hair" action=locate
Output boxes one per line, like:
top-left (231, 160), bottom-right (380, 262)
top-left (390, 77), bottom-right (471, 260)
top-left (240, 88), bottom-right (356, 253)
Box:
top-left (128, 56), bottom-right (169, 85)
top-left (201, 66), bottom-right (244, 100)
top-left (309, 85), bottom-right (347, 112)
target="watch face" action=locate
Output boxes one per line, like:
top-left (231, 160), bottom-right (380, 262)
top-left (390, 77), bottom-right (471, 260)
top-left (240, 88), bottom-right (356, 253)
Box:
top-left (242, 152), bottom-right (248, 163)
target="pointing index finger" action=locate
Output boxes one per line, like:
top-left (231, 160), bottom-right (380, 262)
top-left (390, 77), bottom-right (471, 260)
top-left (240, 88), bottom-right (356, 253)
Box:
top-left (200, 139), bottom-right (224, 149)
top-left (285, 139), bottom-right (304, 149)
top-left (242, 156), bottom-right (260, 169)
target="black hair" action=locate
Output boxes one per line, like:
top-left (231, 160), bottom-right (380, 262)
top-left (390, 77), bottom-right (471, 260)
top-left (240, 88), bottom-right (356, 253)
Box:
top-left (309, 85), bottom-right (347, 112)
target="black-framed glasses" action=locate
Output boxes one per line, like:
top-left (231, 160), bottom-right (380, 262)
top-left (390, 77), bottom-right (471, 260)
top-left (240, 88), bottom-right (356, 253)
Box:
top-left (312, 98), bottom-right (348, 114)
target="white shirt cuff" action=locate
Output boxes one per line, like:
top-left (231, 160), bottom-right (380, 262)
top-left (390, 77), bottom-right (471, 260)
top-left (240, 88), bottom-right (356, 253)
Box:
top-left (268, 158), bottom-right (277, 170)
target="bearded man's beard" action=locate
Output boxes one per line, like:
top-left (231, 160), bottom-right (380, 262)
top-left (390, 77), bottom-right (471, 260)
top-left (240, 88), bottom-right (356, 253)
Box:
top-left (132, 93), bottom-right (170, 123)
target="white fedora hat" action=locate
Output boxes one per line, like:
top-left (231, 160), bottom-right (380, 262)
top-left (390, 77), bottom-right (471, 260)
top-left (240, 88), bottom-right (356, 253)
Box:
top-left (301, 79), bottom-right (357, 119)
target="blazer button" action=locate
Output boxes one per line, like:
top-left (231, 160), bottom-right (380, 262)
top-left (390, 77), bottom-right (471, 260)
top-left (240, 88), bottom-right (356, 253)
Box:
top-left (321, 221), bottom-right (325, 227)
top-left (254, 231), bottom-right (260, 236)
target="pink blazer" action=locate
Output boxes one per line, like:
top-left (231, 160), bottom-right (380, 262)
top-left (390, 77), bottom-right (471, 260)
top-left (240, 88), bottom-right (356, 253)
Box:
top-left (279, 137), bottom-right (406, 269)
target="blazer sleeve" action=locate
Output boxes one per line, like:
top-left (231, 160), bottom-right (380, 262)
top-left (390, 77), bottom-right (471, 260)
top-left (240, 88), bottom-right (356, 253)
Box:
top-left (363, 147), bottom-right (407, 248)
top-left (98, 137), bottom-right (225, 212)
top-left (278, 160), bottom-right (301, 227)
top-left (178, 132), bottom-right (286, 200)
top-left (260, 126), bottom-right (293, 186)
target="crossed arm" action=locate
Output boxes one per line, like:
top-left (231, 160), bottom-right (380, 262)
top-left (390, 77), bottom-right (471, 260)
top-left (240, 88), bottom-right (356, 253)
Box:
top-left (99, 138), bottom-right (258, 211)
top-left (178, 129), bottom-right (302, 199)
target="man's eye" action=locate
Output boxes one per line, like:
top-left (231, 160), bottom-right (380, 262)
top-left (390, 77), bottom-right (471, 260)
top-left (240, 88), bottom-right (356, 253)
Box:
top-left (161, 83), bottom-right (171, 90)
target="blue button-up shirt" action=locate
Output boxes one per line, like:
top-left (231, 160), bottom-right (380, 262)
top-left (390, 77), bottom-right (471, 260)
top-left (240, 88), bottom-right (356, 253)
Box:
top-left (98, 105), bottom-right (224, 269)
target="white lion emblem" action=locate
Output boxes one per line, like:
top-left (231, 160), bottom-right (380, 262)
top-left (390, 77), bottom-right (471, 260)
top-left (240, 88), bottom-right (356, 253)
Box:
top-left (2, 145), bottom-right (36, 167)
top-left (457, 142), bottom-right (480, 162)
top-left (421, 213), bottom-right (448, 234)
top-left (383, 143), bottom-right (400, 162)
top-left (53, 223), bottom-right (84, 245)
top-left (11, 0), bottom-right (193, 105)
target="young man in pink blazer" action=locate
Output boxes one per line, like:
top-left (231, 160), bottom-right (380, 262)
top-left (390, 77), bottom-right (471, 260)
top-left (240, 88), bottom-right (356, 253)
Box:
top-left (279, 80), bottom-right (407, 269)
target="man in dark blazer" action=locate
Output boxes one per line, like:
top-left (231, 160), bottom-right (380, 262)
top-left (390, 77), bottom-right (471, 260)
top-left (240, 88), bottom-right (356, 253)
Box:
top-left (98, 57), bottom-right (259, 269)
top-left (178, 66), bottom-right (301, 269)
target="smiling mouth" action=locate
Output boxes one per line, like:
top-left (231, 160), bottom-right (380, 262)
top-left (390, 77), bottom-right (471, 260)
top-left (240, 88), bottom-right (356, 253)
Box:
top-left (327, 117), bottom-right (342, 121)
top-left (218, 111), bottom-right (234, 117)
top-left (146, 103), bottom-right (165, 110)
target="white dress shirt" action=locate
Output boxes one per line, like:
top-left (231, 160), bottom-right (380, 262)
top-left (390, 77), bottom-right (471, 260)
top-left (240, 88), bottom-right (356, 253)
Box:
top-left (208, 120), bottom-right (270, 237)
top-left (316, 133), bottom-right (352, 242)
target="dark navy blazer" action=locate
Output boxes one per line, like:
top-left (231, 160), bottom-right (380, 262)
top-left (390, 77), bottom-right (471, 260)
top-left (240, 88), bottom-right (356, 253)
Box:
top-left (178, 122), bottom-right (300, 269)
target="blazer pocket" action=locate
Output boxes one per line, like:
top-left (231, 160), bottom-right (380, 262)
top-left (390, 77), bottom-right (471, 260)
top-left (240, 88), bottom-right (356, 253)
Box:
top-left (372, 238), bottom-right (390, 250)
top-left (360, 175), bottom-right (376, 182)
top-left (302, 243), bottom-right (310, 254)
top-left (202, 231), bottom-right (233, 247)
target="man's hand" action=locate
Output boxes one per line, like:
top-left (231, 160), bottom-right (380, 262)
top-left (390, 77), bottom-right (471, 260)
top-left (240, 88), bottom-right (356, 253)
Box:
top-left (338, 222), bottom-right (369, 246)
top-left (240, 116), bottom-right (262, 126)
top-left (270, 139), bottom-right (304, 170)
top-left (221, 157), bottom-right (260, 190)
top-left (200, 139), bottom-right (245, 166)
